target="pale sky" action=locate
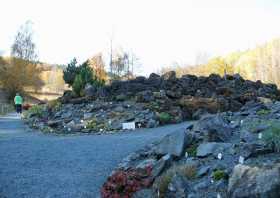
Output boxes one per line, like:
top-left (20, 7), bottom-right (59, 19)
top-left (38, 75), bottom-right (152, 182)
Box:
top-left (1, 0), bottom-right (280, 75)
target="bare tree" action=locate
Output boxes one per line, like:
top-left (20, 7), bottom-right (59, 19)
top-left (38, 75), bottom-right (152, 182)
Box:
top-left (0, 21), bottom-right (42, 98)
top-left (129, 51), bottom-right (141, 78)
top-left (11, 20), bottom-right (38, 62)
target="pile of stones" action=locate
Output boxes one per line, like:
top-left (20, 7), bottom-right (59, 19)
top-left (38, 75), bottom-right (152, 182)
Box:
top-left (25, 72), bottom-right (280, 134)
top-left (104, 100), bottom-right (280, 197)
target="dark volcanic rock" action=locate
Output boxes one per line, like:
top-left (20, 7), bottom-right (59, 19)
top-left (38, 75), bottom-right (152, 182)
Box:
top-left (28, 71), bottom-right (280, 136)
top-left (84, 84), bottom-right (96, 97)
top-left (153, 129), bottom-right (193, 157)
top-left (101, 101), bottom-right (280, 198)
top-left (166, 174), bottom-right (190, 198)
top-left (194, 114), bottom-right (233, 142)
top-left (196, 142), bottom-right (233, 157)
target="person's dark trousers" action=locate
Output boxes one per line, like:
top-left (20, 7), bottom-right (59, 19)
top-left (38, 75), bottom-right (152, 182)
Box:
top-left (15, 104), bottom-right (22, 114)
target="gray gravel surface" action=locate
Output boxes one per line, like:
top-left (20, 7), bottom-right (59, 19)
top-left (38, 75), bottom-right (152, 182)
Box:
top-left (0, 113), bottom-right (190, 198)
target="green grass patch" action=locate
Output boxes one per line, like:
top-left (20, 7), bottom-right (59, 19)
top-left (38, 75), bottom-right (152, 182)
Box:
top-left (26, 105), bottom-right (45, 118)
top-left (241, 118), bottom-right (275, 133)
top-left (47, 100), bottom-right (62, 111)
top-left (86, 118), bottom-right (110, 132)
top-left (158, 112), bottom-right (172, 124)
top-left (185, 144), bottom-right (198, 157)
top-left (212, 170), bottom-right (227, 181)
top-left (263, 121), bottom-right (280, 152)
top-left (257, 109), bottom-right (271, 116)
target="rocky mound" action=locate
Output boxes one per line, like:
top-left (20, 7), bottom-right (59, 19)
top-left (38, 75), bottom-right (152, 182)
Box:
top-left (65, 72), bottom-right (280, 120)
top-left (102, 100), bottom-right (280, 197)
top-left (24, 72), bottom-right (280, 134)
top-left (25, 100), bottom-right (159, 133)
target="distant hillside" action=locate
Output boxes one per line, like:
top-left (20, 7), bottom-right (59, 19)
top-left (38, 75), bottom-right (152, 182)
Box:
top-left (161, 38), bottom-right (280, 87)
top-left (26, 63), bottom-right (67, 101)
top-left (37, 63), bottom-right (67, 94)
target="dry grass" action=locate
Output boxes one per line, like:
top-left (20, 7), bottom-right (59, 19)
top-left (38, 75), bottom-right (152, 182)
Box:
top-left (154, 164), bottom-right (197, 198)
top-left (0, 103), bottom-right (14, 115)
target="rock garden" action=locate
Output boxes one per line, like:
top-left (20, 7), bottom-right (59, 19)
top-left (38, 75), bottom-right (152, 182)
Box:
top-left (24, 72), bottom-right (280, 134)
top-left (22, 71), bottom-right (280, 197)
top-left (102, 100), bottom-right (280, 197)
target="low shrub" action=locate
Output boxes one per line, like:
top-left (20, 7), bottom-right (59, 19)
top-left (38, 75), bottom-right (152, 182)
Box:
top-left (72, 74), bottom-right (83, 96)
top-left (212, 170), bottom-right (227, 181)
top-left (155, 164), bottom-right (197, 198)
top-left (86, 118), bottom-right (110, 132)
top-left (27, 105), bottom-right (44, 118)
top-left (257, 109), bottom-right (271, 116)
top-left (47, 100), bottom-right (61, 111)
top-left (241, 118), bottom-right (273, 133)
top-left (86, 118), bottom-right (98, 130)
top-left (185, 144), bottom-right (198, 157)
top-left (158, 112), bottom-right (172, 124)
top-left (115, 94), bottom-right (127, 101)
top-left (263, 122), bottom-right (280, 152)
top-left (156, 170), bottom-right (173, 198)
top-left (101, 166), bottom-right (152, 198)
top-left (177, 164), bottom-right (197, 180)
top-left (22, 103), bottom-right (32, 111)
top-left (148, 101), bottom-right (160, 111)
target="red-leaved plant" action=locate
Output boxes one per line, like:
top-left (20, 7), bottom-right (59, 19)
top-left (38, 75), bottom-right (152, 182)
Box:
top-left (22, 104), bottom-right (32, 111)
top-left (101, 166), bottom-right (153, 198)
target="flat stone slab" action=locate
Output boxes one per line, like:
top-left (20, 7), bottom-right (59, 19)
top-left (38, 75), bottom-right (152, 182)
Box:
top-left (196, 142), bottom-right (233, 157)
top-left (153, 129), bottom-right (193, 157)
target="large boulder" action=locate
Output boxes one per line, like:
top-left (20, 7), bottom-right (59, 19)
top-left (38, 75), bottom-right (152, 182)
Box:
top-left (238, 143), bottom-right (273, 159)
top-left (136, 90), bottom-right (154, 103)
top-left (193, 114), bottom-right (233, 142)
top-left (152, 129), bottom-right (193, 157)
top-left (47, 120), bottom-right (62, 128)
top-left (228, 164), bottom-right (280, 198)
top-left (166, 89), bottom-right (182, 99)
top-left (84, 84), bottom-right (96, 97)
top-left (196, 142), bottom-right (233, 157)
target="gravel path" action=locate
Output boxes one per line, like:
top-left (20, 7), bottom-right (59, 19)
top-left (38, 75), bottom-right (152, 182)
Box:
top-left (0, 113), bottom-right (191, 198)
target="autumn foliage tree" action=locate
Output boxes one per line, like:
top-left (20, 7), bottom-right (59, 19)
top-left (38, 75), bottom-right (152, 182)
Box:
top-left (0, 21), bottom-right (42, 98)
top-left (87, 53), bottom-right (107, 83)
top-left (109, 51), bottom-right (140, 81)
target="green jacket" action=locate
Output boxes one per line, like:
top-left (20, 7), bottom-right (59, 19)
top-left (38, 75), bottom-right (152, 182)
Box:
top-left (14, 95), bottom-right (23, 105)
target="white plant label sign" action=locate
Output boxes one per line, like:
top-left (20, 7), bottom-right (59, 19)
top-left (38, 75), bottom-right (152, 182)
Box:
top-left (239, 156), bottom-right (245, 164)
top-left (185, 152), bottom-right (188, 159)
top-left (217, 153), bottom-right (223, 160)
top-left (122, 122), bottom-right (136, 130)
top-left (258, 133), bottom-right (263, 139)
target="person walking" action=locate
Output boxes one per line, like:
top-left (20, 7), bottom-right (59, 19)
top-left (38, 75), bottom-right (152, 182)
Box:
top-left (14, 93), bottom-right (23, 114)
